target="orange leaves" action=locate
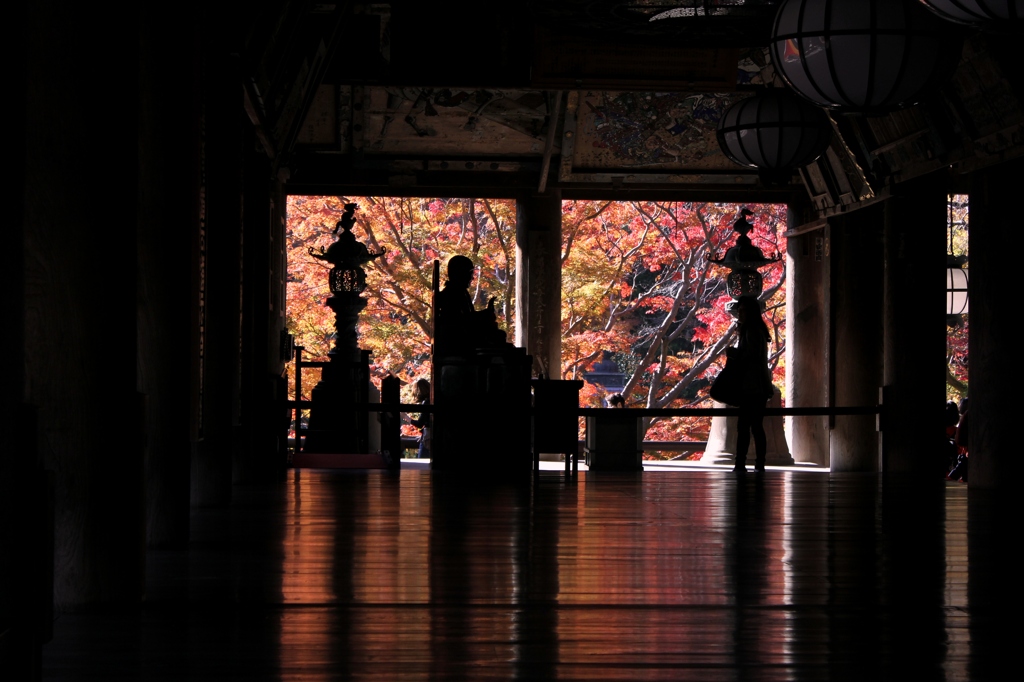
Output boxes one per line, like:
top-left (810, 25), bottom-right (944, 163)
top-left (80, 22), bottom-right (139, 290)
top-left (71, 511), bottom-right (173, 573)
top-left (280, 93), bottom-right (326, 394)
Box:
top-left (691, 294), bottom-right (735, 346)
top-left (562, 200), bottom-right (788, 448)
top-left (644, 416), bottom-right (710, 444)
top-left (577, 380), bottom-right (608, 409)
top-left (947, 316), bottom-right (968, 401)
top-left (641, 295), bottom-right (677, 313)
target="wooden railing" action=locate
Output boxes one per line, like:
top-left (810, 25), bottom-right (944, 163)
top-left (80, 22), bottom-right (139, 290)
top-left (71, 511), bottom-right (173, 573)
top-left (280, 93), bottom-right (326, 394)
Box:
top-left (286, 397), bottom-right (880, 469)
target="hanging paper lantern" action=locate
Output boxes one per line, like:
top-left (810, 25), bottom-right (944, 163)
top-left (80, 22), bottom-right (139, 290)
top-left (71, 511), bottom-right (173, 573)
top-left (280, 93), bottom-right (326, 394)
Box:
top-left (946, 263), bottom-right (969, 315)
top-left (919, 0), bottom-right (1023, 32)
top-left (770, 0), bottom-right (964, 113)
top-left (716, 89), bottom-right (832, 182)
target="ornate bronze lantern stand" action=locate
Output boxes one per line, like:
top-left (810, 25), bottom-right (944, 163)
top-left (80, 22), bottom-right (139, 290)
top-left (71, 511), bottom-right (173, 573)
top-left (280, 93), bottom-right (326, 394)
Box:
top-left (711, 208), bottom-right (780, 310)
top-left (704, 208), bottom-right (793, 467)
top-left (303, 203), bottom-right (385, 453)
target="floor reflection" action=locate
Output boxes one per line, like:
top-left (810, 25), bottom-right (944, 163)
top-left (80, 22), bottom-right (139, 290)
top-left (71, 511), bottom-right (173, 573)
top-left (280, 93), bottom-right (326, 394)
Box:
top-left (270, 470), bottom-right (977, 681)
top-left (46, 468), bottom-right (981, 680)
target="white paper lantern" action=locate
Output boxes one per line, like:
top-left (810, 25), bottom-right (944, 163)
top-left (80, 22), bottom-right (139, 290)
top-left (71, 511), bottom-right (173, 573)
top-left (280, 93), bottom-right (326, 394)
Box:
top-left (771, 0), bottom-right (964, 112)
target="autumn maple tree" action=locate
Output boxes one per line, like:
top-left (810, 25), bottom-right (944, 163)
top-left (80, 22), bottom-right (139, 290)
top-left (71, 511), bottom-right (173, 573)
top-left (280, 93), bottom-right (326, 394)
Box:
top-left (561, 200), bottom-right (787, 445)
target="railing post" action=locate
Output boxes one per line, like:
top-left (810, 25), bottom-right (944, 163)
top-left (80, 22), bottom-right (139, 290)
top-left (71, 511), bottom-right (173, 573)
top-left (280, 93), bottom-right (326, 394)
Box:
top-left (294, 346), bottom-right (303, 457)
top-left (380, 375), bottom-right (401, 470)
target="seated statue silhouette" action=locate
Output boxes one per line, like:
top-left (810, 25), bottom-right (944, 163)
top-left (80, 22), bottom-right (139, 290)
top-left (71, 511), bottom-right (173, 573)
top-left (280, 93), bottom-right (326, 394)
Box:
top-left (429, 255), bottom-right (531, 472)
top-left (434, 255), bottom-right (507, 357)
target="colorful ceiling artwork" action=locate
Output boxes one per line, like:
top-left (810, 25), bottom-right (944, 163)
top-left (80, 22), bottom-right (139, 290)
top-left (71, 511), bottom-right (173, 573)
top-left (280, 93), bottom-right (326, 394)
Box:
top-left (361, 87), bottom-right (552, 156)
top-left (574, 91), bottom-right (751, 170)
top-left (736, 47), bottom-right (768, 86)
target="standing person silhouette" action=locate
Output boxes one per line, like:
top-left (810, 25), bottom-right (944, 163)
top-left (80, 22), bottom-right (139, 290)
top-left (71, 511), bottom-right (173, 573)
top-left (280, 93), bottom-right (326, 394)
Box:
top-left (729, 296), bottom-right (773, 473)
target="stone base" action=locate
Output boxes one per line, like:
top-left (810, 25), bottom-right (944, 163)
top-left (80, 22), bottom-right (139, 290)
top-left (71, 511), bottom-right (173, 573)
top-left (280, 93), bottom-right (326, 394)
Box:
top-left (702, 387), bottom-right (794, 466)
top-left (585, 414), bottom-right (643, 471)
top-left (537, 452), bottom-right (566, 462)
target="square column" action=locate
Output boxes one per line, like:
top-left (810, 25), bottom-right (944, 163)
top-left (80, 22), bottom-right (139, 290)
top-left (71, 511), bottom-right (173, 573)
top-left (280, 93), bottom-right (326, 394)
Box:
top-left (881, 175), bottom-right (948, 474)
top-left (967, 159), bottom-right (1023, 491)
top-left (515, 193), bottom-right (563, 379)
top-left (785, 207), bottom-right (829, 465)
top-left (829, 206), bottom-right (884, 472)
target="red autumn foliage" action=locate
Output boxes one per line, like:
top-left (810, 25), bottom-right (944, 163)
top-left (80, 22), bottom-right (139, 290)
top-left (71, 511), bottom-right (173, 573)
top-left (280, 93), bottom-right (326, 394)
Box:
top-left (561, 200), bottom-right (787, 446)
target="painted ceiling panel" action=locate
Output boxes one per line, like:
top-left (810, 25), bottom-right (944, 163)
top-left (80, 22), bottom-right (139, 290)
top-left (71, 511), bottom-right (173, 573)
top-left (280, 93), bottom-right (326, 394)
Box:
top-left (573, 91), bottom-right (749, 170)
top-left (362, 87), bottom-right (553, 156)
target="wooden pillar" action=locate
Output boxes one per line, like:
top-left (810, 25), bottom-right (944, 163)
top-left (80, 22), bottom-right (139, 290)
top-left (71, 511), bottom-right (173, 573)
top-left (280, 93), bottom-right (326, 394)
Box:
top-left (137, 3), bottom-right (201, 547)
top-left (785, 206), bottom-right (830, 465)
top-left (881, 175), bottom-right (948, 475)
top-left (192, 46), bottom-right (244, 505)
top-left (515, 193), bottom-right (562, 378)
top-left (270, 182), bottom-right (291, 470)
top-left (829, 206), bottom-right (884, 472)
top-left (22, 0), bottom-right (144, 609)
top-left (967, 159), bottom-right (1022, 491)
top-left (236, 135), bottom-right (284, 482)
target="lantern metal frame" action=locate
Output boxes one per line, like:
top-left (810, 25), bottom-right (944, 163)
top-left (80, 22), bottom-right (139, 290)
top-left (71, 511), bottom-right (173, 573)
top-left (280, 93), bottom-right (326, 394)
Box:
top-left (946, 194), bottom-right (970, 316)
top-left (946, 258), bottom-right (969, 316)
top-left (710, 208), bottom-right (781, 301)
top-left (919, 0), bottom-right (1022, 31)
top-left (769, 0), bottom-right (964, 113)
top-left (329, 266), bottom-right (368, 294)
top-left (716, 88), bottom-right (833, 183)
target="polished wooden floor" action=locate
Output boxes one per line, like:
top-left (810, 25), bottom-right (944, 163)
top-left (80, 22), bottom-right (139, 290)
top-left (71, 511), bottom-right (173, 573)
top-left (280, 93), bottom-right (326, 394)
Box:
top-left (44, 468), bottom-right (1010, 681)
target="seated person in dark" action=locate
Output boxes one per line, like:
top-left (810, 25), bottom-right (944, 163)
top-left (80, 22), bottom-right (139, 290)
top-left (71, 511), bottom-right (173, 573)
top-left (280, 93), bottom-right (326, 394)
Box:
top-left (944, 400), bottom-right (960, 472)
top-left (434, 255), bottom-right (507, 356)
top-left (410, 378), bottom-right (431, 459)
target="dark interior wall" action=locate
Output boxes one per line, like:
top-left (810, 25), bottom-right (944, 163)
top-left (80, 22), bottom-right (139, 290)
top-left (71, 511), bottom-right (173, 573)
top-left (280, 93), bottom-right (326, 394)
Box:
top-left (14, 0), bottom-right (274, 619)
top-left (2, 0), bottom-right (44, 676)
top-left (193, 3), bottom-right (288, 492)
top-left (15, 0), bottom-right (252, 612)
top-left (23, 2), bottom-right (144, 608)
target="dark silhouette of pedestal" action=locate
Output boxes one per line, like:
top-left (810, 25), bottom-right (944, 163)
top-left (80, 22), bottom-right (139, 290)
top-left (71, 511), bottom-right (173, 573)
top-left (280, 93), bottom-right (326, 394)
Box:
top-left (585, 413), bottom-right (643, 471)
top-left (532, 379), bottom-right (584, 472)
top-left (303, 349), bottom-right (370, 454)
top-left (427, 258), bottom-right (533, 474)
top-left (430, 347), bottom-right (533, 473)
top-left (300, 204), bottom-right (384, 455)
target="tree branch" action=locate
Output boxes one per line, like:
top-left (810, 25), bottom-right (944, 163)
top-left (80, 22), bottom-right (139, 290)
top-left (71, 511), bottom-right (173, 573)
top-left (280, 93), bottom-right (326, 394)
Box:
top-left (946, 365), bottom-right (968, 395)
